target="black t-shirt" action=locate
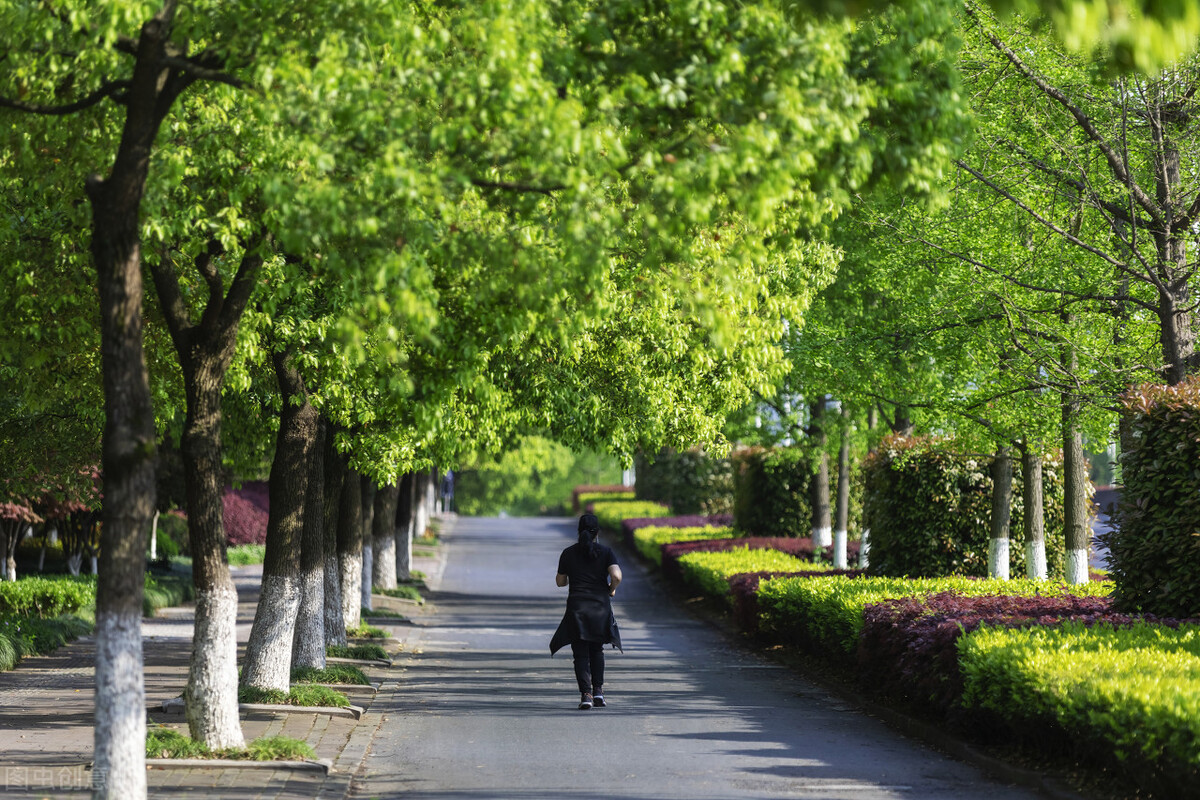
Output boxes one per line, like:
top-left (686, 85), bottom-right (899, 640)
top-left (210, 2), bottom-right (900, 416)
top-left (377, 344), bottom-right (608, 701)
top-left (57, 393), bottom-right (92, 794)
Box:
top-left (558, 542), bottom-right (618, 597)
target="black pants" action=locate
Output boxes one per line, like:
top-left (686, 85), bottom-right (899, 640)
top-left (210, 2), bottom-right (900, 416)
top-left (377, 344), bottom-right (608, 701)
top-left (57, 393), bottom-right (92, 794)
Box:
top-left (570, 640), bottom-right (605, 694)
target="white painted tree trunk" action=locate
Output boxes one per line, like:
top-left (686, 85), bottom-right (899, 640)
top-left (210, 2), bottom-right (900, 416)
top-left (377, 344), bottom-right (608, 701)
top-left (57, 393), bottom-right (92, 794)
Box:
top-left (292, 563), bottom-right (326, 670)
top-left (90, 555), bottom-right (99, 575)
top-left (185, 584), bottom-right (245, 749)
top-left (858, 529), bottom-right (870, 569)
top-left (396, 515), bottom-right (413, 582)
top-left (324, 552), bottom-right (345, 647)
top-left (93, 609), bottom-right (145, 799)
top-left (373, 535), bottom-right (396, 592)
top-left (4, 557), bottom-right (14, 582)
top-left (241, 574), bottom-right (301, 692)
top-left (361, 542), bottom-right (374, 612)
top-left (812, 526), bottom-right (832, 549)
top-left (833, 530), bottom-right (847, 569)
top-left (1066, 549), bottom-right (1089, 585)
top-left (414, 498), bottom-right (429, 541)
top-left (988, 538), bottom-right (1010, 580)
top-left (1026, 540), bottom-right (1047, 581)
top-left (150, 511), bottom-right (159, 561)
top-left (66, 553), bottom-right (82, 576)
top-left (340, 552), bottom-right (362, 632)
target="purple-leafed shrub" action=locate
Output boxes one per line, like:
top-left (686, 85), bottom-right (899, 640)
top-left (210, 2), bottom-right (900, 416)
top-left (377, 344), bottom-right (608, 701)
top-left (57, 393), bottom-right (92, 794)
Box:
top-left (659, 536), bottom-right (860, 584)
top-left (620, 514), bottom-right (734, 548)
top-left (856, 592), bottom-right (1192, 717)
top-left (223, 489), bottom-right (268, 546)
top-left (730, 570), bottom-right (864, 632)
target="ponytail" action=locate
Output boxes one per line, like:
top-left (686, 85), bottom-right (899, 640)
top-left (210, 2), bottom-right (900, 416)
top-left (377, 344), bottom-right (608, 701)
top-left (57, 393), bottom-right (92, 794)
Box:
top-left (577, 513), bottom-right (601, 559)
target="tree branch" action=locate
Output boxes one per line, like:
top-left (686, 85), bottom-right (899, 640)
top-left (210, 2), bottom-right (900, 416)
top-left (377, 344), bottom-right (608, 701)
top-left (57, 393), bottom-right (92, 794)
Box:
top-left (0, 80), bottom-right (130, 115)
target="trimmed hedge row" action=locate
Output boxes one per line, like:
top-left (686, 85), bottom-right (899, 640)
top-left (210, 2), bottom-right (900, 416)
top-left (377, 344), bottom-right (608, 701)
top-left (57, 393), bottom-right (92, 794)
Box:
top-left (620, 513), bottom-right (733, 549)
top-left (660, 536), bottom-right (860, 586)
top-left (591, 500), bottom-right (670, 533)
top-left (863, 436), bottom-right (1068, 579)
top-left (578, 491), bottom-right (634, 510)
top-left (632, 525), bottom-right (734, 565)
top-left (730, 569), bottom-right (864, 632)
top-left (960, 621), bottom-right (1200, 797)
top-left (677, 548), bottom-right (820, 601)
top-left (757, 575), bottom-right (1111, 658)
top-left (571, 485), bottom-right (631, 513)
top-left (0, 575), bottom-right (95, 617)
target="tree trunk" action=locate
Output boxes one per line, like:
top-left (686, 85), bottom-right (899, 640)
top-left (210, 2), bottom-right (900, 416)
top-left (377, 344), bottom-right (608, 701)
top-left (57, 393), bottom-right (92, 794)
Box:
top-left (181, 361), bottom-right (243, 750)
top-left (1022, 446), bottom-right (1046, 580)
top-left (809, 399), bottom-right (832, 549)
top-left (1061, 336), bottom-right (1091, 584)
top-left (242, 351), bottom-right (316, 692)
top-left (292, 418), bottom-right (327, 671)
top-left (322, 432), bottom-right (347, 648)
top-left (361, 477), bottom-right (376, 612)
top-left (988, 447), bottom-right (1012, 580)
top-left (414, 473), bottom-right (430, 542)
top-left (396, 473), bottom-right (415, 581)
top-left (372, 483), bottom-right (399, 591)
top-left (833, 406), bottom-right (851, 569)
top-left (338, 469), bottom-right (364, 633)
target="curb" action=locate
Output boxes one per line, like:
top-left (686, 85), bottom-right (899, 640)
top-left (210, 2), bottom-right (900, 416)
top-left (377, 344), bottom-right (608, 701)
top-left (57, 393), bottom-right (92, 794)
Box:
top-left (145, 757), bottom-right (332, 773)
top-left (160, 697), bottom-right (365, 719)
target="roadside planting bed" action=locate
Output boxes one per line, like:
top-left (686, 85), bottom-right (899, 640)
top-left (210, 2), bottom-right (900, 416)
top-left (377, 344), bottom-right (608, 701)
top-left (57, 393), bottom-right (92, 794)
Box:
top-left (600, 501), bottom-right (1199, 796)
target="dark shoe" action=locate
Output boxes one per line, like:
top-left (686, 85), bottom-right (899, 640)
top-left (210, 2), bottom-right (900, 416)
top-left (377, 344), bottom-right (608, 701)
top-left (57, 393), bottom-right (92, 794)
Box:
top-left (579, 693), bottom-right (593, 710)
top-left (592, 693), bottom-right (606, 708)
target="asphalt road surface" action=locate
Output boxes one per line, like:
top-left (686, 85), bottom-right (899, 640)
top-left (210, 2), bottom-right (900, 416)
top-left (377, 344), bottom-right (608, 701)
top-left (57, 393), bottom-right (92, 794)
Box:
top-left (352, 516), bottom-right (1043, 800)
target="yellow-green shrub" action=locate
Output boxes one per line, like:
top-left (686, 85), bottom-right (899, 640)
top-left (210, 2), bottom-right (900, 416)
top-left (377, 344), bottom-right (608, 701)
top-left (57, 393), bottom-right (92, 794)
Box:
top-left (678, 547), bottom-right (817, 601)
top-left (591, 500), bottom-right (670, 532)
top-left (633, 525), bottom-right (734, 565)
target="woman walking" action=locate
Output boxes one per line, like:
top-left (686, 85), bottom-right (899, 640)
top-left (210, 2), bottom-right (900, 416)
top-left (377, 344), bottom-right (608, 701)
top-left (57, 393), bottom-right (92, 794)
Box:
top-left (550, 513), bottom-right (622, 709)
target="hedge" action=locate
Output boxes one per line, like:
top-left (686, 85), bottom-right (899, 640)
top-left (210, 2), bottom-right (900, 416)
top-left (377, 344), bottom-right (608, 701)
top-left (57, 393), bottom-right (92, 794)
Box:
top-left (0, 576), bottom-right (95, 617)
top-left (635, 448), bottom-right (733, 515)
top-left (571, 485), bottom-right (631, 513)
top-left (862, 436), bottom-right (1067, 579)
top-left (632, 525), bottom-right (734, 565)
top-left (660, 535), bottom-right (858, 586)
top-left (0, 614), bottom-right (93, 671)
top-left (960, 621), bottom-right (1200, 796)
top-left (619, 513), bottom-right (733, 549)
top-left (756, 575), bottom-right (1112, 658)
top-left (677, 548), bottom-right (818, 601)
top-left (1106, 378), bottom-right (1200, 616)
top-left (731, 446), bottom-right (812, 537)
top-left (577, 491), bottom-right (634, 511)
top-left (730, 569), bottom-right (864, 632)
top-left (591, 500), bottom-right (670, 533)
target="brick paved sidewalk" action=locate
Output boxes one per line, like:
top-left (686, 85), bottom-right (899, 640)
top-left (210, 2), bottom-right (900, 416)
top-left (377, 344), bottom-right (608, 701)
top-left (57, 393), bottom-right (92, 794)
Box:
top-left (0, 535), bottom-right (448, 800)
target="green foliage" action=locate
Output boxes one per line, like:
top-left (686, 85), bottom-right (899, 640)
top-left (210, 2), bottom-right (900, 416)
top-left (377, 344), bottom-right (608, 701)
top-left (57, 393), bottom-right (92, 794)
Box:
top-left (678, 547), bottom-right (817, 601)
top-left (960, 621), bottom-right (1200, 795)
top-left (238, 684), bottom-right (350, 708)
top-left (758, 575), bottom-right (1111, 655)
top-left (0, 614), bottom-right (93, 671)
top-left (863, 436), bottom-right (1067, 578)
top-left (327, 643), bottom-right (388, 661)
top-left (291, 665), bottom-right (370, 686)
top-left (0, 575), bottom-right (94, 617)
top-left (226, 544), bottom-right (267, 567)
top-left (1105, 379), bottom-right (1200, 616)
top-left (731, 446), bottom-right (812, 537)
top-left (147, 727), bottom-right (316, 761)
top-left (633, 526), bottom-right (735, 566)
top-left (591, 500), bottom-right (670, 533)
top-left (362, 606), bottom-right (405, 620)
top-left (456, 438), bottom-right (623, 516)
top-left (143, 573), bottom-right (193, 617)
top-left (635, 448), bottom-right (733, 515)
top-left (377, 585), bottom-right (423, 604)
top-left (577, 491), bottom-right (635, 508)
top-left (346, 623), bottom-right (386, 639)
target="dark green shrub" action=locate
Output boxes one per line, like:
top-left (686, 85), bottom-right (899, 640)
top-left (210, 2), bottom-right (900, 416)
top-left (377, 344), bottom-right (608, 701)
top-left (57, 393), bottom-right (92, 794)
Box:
top-left (1103, 379), bottom-right (1200, 616)
top-left (0, 576), bottom-right (95, 617)
top-left (635, 448), bottom-right (733, 515)
top-left (731, 446), bottom-right (812, 537)
top-left (863, 436), bottom-right (1066, 579)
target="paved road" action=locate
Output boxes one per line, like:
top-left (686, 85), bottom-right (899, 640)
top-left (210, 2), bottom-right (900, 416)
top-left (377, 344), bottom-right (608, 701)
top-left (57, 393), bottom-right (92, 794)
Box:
top-left (352, 517), bottom-right (1043, 800)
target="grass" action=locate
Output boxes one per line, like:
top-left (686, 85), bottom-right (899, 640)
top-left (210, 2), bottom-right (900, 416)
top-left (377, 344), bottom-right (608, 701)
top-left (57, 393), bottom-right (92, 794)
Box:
top-left (0, 614), bottom-right (93, 672)
top-left (291, 664), bottom-right (370, 686)
top-left (327, 643), bottom-right (389, 661)
top-left (143, 573), bottom-right (194, 616)
top-left (362, 606), bottom-right (405, 619)
top-left (346, 623), bottom-right (386, 639)
top-left (227, 544), bottom-right (267, 566)
top-left (238, 684), bottom-right (350, 707)
top-left (377, 585), bottom-right (423, 604)
top-left (414, 549), bottom-right (437, 558)
top-left (146, 727), bottom-right (316, 761)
